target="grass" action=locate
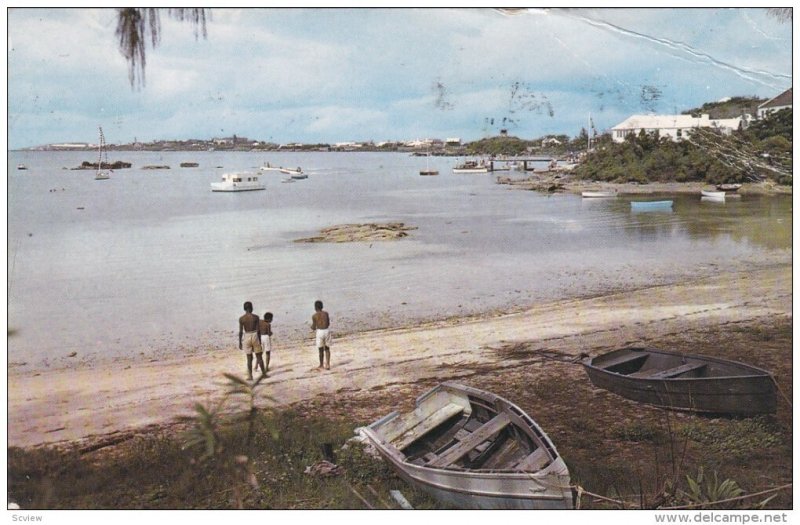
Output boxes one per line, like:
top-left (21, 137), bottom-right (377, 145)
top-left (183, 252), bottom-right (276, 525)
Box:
top-left (8, 408), bottom-right (443, 510)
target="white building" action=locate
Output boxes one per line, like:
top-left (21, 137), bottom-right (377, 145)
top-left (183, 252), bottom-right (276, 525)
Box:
top-left (610, 114), bottom-right (743, 143)
top-left (757, 88), bottom-right (792, 119)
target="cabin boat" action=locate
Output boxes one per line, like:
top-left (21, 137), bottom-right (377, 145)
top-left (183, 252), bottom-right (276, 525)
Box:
top-left (582, 347), bottom-right (777, 415)
top-left (453, 160), bottom-right (489, 173)
top-left (358, 382), bottom-right (573, 509)
top-left (210, 172), bottom-right (265, 192)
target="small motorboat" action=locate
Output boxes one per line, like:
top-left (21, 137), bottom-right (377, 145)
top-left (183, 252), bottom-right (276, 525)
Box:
top-left (17, 164), bottom-right (27, 170)
top-left (630, 200), bottom-right (673, 211)
top-left (358, 382), bottom-right (573, 509)
top-left (581, 190), bottom-right (617, 198)
top-left (452, 160), bottom-right (489, 173)
top-left (210, 172), bottom-right (266, 192)
top-left (582, 347), bottom-right (777, 415)
top-left (701, 190), bottom-right (726, 200)
top-left (419, 169), bottom-right (439, 176)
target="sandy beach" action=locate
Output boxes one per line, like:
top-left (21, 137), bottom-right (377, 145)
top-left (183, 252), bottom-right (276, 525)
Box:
top-left (8, 262), bottom-right (791, 450)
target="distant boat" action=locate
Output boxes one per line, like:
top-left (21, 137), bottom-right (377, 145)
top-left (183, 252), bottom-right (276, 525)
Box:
top-left (210, 172), bottom-right (265, 192)
top-left (700, 190), bottom-right (725, 200)
top-left (630, 200), bottom-right (673, 211)
top-left (180, 162), bottom-right (199, 168)
top-left (280, 166), bottom-right (302, 175)
top-left (420, 153), bottom-right (439, 176)
top-left (716, 183), bottom-right (742, 193)
top-left (582, 347), bottom-right (777, 415)
top-left (17, 164), bottom-right (27, 170)
top-left (260, 163), bottom-right (283, 172)
top-left (581, 190), bottom-right (616, 198)
top-left (358, 382), bottom-right (573, 509)
top-left (95, 126), bottom-right (110, 181)
top-left (453, 160), bottom-right (489, 173)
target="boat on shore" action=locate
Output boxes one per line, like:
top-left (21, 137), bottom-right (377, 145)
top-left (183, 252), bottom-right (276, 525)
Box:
top-left (210, 172), bottom-right (265, 192)
top-left (630, 200), bottom-right (673, 211)
top-left (581, 190), bottom-right (617, 198)
top-left (716, 183), bottom-right (742, 193)
top-left (358, 382), bottom-right (573, 509)
top-left (453, 160), bottom-right (489, 174)
top-left (582, 347), bottom-right (777, 415)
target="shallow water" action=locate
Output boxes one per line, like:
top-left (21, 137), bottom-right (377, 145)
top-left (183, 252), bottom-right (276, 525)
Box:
top-left (7, 151), bottom-right (792, 370)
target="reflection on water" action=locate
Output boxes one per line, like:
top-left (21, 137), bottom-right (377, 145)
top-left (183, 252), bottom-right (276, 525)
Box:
top-left (7, 151), bottom-right (792, 368)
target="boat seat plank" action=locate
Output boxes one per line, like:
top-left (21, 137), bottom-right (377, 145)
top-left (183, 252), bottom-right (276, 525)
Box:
top-left (514, 447), bottom-right (550, 472)
top-left (599, 352), bottom-right (647, 370)
top-left (393, 403), bottom-right (464, 451)
top-left (428, 413), bottom-right (511, 468)
top-left (648, 362), bottom-right (706, 379)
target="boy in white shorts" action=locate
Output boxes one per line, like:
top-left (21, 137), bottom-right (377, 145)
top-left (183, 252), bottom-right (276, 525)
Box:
top-left (258, 312), bottom-right (274, 375)
top-left (311, 300), bottom-right (331, 370)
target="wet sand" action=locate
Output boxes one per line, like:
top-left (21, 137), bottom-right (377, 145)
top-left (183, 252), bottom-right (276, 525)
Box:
top-left (7, 263), bottom-right (791, 449)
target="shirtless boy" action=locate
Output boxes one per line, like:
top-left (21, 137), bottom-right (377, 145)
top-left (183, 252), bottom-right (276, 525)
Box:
top-left (238, 301), bottom-right (263, 380)
top-left (311, 300), bottom-right (331, 370)
top-left (259, 312), bottom-right (274, 374)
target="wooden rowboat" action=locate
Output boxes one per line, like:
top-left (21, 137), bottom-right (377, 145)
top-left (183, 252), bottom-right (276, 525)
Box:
top-left (358, 382), bottom-right (573, 509)
top-left (582, 348), bottom-right (777, 415)
top-left (716, 183), bottom-right (742, 192)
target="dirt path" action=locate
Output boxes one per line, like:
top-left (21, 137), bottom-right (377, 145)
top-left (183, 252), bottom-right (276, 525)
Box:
top-left (8, 265), bottom-right (791, 449)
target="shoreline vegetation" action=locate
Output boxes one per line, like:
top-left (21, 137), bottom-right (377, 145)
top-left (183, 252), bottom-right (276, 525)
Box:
top-left (7, 265), bottom-right (792, 509)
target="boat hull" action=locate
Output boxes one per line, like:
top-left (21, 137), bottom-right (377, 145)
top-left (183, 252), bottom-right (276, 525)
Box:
top-left (583, 348), bottom-right (777, 415)
top-left (452, 168), bottom-right (488, 173)
top-left (701, 190), bottom-right (726, 199)
top-left (210, 185), bottom-right (265, 192)
top-left (582, 191), bottom-right (616, 198)
top-left (359, 383), bottom-right (573, 510)
top-left (630, 200), bottom-right (673, 211)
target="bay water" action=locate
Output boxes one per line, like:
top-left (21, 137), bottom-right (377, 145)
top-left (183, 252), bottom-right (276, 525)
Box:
top-left (7, 151), bottom-right (792, 371)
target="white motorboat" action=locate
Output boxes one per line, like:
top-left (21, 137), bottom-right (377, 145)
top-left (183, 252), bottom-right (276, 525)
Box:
top-left (700, 190), bottom-right (726, 200)
top-left (210, 172), bottom-right (265, 192)
top-left (581, 190), bottom-right (617, 198)
top-left (453, 160), bottom-right (489, 173)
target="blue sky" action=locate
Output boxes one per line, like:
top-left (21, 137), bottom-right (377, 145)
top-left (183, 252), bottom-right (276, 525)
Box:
top-left (6, 7), bottom-right (793, 149)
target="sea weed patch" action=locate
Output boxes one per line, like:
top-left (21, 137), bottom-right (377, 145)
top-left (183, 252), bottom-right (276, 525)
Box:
top-left (678, 417), bottom-right (784, 460)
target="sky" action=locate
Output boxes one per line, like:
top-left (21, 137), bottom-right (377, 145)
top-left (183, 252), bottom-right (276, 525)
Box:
top-left (6, 7), bottom-right (794, 149)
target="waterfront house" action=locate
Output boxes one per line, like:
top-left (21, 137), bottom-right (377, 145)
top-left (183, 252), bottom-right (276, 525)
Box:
top-left (757, 88), bottom-right (792, 119)
top-left (610, 114), bottom-right (743, 143)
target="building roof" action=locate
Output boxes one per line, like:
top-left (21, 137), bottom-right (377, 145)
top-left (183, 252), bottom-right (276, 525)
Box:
top-left (758, 88), bottom-right (792, 109)
top-left (612, 114), bottom-right (710, 130)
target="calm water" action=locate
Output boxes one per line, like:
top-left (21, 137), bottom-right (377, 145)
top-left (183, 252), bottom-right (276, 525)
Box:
top-left (7, 151), bottom-right (792, 370)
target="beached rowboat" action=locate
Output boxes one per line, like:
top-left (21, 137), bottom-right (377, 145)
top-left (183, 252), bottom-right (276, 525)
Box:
top-left (716, 183), bottom-right (742, 192)
top-left (582, 347), bottom-right (777, 415)
top-left (358, 382), bottom-right (573, 509)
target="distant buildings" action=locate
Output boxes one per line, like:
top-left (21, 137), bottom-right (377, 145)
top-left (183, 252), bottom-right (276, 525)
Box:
top-left (610, 114), bottom-right (745, 143)
top-left (757, 88), bottom-right (792, 119)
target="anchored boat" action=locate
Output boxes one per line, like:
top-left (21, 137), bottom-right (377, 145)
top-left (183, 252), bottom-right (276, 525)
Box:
top-left (210, 172), bottom-right (265, 192)
top-left (582, 347), bottom-right (777, 415)
top-left (358, 382), bottom-right (573, 509)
